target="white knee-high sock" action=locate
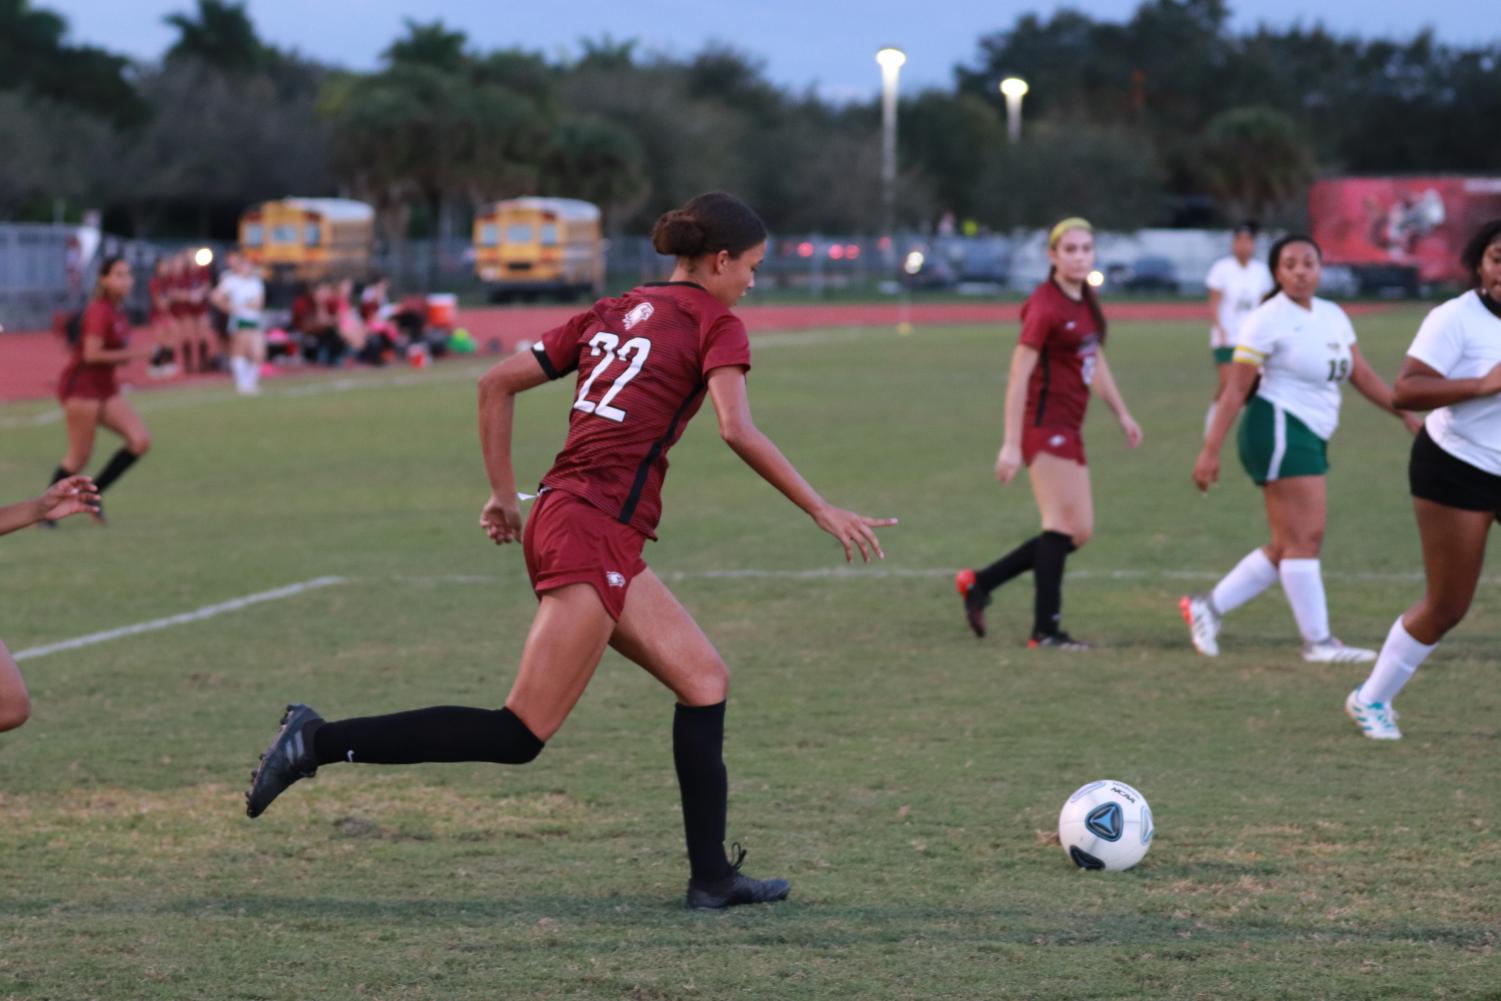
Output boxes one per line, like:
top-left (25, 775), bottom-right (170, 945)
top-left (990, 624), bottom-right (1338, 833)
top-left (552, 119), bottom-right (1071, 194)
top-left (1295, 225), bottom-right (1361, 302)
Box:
top-left (1209, 548), bottom-right (1279, 616)
top-left (1358, 617), bottom-right (1436, 705)
top-left (1279, 558), bottom-right (1329, 644)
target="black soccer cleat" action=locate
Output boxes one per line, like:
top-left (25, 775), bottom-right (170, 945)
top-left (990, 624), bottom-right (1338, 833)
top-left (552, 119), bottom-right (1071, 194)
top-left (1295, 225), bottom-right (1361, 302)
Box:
top-left (685, 844), bottom-right (791, 910)
top-left (1028, 630), bottom-right (1090, 651)
top-left (245, 703), bottom-right (324, 818)
top-left (954, 569), bottom-right (989, 638)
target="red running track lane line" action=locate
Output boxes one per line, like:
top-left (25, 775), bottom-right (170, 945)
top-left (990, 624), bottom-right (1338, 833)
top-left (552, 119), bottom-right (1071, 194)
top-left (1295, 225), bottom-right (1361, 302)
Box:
top-left (0, 301), bottom-right (1398, 403)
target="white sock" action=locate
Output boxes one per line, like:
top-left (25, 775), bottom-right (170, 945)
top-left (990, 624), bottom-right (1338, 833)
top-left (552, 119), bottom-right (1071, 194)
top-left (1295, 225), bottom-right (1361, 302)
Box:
top-left (230, 356), bottom-right (249, 390)
top-left (244, 357), bottom-right (260, 392)
top-left (1358, 617), bottom-right (1436, 705)
top-left (1204, 401), bottom-right (1218, 439)
top-left (1279, 558), bottom-right (1329, 644)
top-left (1209, 548), bottom-right (1278, 616)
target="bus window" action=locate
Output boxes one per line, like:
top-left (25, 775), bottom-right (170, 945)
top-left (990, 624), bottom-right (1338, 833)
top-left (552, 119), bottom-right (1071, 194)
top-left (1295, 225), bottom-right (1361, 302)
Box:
top-left (506, 224), bottom-right (534, 243)
top-left (271, 224), bottom-right (298, 244)
top-left (478, 223), bottom-right (499, 247)
top-left (244, 224), bottom-right (264, 247)
top-left (540, 224), bottom-right (559, 247)
top-left (304, 223), bottom-right (322, 247)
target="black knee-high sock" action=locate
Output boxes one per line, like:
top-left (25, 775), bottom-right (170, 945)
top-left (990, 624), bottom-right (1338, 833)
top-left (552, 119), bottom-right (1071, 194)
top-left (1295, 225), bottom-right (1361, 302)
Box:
top-left (311, 705), bottom-right (544, 766)
top-left (92, 448), bottom-right (141, 494)
top-left (673, 702), bottom-right (733, 883)
top-left (1032, 530), bottom-right (1076, 636)
top-left (975, 535), bottom-right (1041, 593)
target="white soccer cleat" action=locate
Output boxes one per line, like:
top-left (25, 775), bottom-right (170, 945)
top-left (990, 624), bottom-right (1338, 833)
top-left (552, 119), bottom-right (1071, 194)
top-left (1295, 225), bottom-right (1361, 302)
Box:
top-left (1179, 595), bottom-right (1220, 657)
top-left (1345, 688), bottom-right (1402, 740)
top-left (1302, 638), bottom-right (1377, 664)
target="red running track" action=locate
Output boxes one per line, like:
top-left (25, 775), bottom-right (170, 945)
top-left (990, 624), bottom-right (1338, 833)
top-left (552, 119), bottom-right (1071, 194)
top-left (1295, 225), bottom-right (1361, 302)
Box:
top-left (0, 301), bottom-right (1391, 403)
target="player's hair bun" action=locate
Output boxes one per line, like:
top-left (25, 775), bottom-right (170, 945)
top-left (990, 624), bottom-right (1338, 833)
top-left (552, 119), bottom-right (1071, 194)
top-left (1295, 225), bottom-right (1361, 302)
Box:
top-left (651, 192), bottom-right (767, 260)
top-left (652, 211), bottom-right (708, 257)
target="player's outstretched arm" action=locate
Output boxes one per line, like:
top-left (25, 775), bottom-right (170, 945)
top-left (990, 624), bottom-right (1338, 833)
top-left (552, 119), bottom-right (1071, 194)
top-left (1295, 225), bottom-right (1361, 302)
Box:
top-left (0, 476), bottom-right (99, 536)
top-left (476, 351), bottom-right (552, 545)
top-left (1349, 346), bottom-right (1421, 432)
top-left (1194, 361), bottom-right (1258, 493)
top-left (706, 366), bottom-right (896, 563)
top-left (1393, 356), bottom-right (1501, 411)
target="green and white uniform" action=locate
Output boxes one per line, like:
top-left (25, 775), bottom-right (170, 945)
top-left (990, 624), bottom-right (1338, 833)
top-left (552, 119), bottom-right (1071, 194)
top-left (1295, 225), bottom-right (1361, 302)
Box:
top-left (1232, 292), bottom-right (1357, 484)
top-left (1206, 255), bottom-right (1274, 364)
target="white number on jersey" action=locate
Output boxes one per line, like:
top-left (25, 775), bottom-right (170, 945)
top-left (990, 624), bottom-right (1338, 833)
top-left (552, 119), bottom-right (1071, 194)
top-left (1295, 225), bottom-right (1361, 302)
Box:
top-left (573, 331), bottom-right (653, 423)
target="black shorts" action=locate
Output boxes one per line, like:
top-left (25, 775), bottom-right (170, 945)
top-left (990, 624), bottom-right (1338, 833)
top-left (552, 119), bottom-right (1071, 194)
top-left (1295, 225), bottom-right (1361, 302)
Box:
top-left (1409, 428), bottom-right (1501, 512)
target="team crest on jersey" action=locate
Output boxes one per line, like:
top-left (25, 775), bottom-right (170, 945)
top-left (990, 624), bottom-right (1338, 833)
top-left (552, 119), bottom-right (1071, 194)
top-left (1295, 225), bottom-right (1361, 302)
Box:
top-left (606, 571), bottom-right (626, 588)
top-left (1049, 434), bottom-right (1066, 447)
top-left (624, 303), bottom-right (655, 330)
top-left (1065, 321), bottom-right (1076, 330)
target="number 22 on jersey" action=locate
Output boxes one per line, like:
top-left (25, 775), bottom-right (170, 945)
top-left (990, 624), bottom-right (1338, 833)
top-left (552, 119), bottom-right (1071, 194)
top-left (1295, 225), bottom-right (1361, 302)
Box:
top-left (574, 331), bottom-right (652, 423)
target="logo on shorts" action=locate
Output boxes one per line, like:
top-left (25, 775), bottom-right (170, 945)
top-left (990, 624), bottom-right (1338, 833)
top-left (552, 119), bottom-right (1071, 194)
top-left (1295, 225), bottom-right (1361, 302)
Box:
top-left (624, 303), bottom-right (654, 330)
top-left (606, 571), bottom-right (626, 588)
top-left (1049, 434), bottom-right (1066, 447)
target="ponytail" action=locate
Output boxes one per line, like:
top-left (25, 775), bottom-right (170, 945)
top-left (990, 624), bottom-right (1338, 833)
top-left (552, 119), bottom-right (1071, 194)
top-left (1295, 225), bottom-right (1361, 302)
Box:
top-left (651, 191), bottom-right (767, 260)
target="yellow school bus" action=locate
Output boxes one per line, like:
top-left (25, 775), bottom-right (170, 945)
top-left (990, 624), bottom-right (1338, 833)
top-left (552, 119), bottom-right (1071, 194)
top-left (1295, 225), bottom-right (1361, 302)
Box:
top-left (240, 198), bottom-right (374, 284)
top-left (473, 197), bottom-right (604, 301)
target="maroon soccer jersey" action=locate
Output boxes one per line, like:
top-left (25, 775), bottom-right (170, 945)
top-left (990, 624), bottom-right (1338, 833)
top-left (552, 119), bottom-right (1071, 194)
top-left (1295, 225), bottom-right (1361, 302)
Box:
top-left (1018, 280), bottom-right (1101, 432)
top-left (531, 282), bottom-right (752, 539)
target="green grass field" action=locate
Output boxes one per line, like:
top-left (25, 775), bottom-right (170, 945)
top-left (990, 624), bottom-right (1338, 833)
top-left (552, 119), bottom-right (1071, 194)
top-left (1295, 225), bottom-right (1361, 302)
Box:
top-left (3, 308), bottom-right (1498, 1000)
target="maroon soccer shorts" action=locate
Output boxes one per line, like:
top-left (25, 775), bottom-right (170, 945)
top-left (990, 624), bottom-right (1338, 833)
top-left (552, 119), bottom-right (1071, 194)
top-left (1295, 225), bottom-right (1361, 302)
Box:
top-left (1022, 426), bottom-right (1087, 467)
top-left (522, 489), bottom-right (648, 621)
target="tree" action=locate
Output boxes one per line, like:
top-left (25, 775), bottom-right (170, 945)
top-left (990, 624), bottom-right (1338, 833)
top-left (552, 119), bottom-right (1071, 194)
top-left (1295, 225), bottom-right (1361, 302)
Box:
top-left (1195, 105), bottom-right (1313, 223)
top-left (0, 0), bottom-right (141, 125)
top-left (383, 18), bottom-right (468, 70)
top-left (970, 122), bottom-right (1166, 231)
top-left (163, 0), bottom-right (270, 74)
top-left (539, 115), bottom-right (648, 221)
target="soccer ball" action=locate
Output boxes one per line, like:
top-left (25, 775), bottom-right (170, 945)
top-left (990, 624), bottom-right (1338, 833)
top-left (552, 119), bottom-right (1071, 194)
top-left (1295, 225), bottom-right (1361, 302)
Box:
top-left (1058, 779), bottom-right (1154, 871)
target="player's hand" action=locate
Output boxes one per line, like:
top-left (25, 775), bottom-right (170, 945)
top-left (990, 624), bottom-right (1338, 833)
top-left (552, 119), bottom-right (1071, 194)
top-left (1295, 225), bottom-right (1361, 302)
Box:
top-left (1192, 447), bottom-right (1220, 494)
top-left (995, 444), bottom-right (1023, 485)
top-left (37, 475), bottom-right (99, 523)
top-left (1400, 410), bottom-right (1423, 435)
top-left (480, 493), bottom-right (523, 545)
top-left (813, 504), bottom-right (897, 563)
top-left (1119, 412), bottom-right (1143, 448)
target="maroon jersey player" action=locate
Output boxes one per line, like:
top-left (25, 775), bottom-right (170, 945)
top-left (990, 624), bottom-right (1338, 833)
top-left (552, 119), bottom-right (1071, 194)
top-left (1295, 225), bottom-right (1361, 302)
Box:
top-left (44, 256), bottom-right (154, 527)
top-left (245, 192), bottom-right (896, 910)
top-left (955, 217), bottom-right (1142, 648)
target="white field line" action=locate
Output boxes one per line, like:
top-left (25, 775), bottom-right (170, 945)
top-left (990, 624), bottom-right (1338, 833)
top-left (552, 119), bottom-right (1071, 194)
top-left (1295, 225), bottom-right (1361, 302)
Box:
top-left (12, 564), bottom-right (1466, 662)
top-left (0, 328), bottom-right (891, 429)
top-left (11, 576), bottom-right (347, 662)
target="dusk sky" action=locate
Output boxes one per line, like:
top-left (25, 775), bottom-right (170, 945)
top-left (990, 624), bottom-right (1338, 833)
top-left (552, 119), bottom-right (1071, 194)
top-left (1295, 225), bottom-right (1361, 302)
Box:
top-left (51, 0), bottom-right (1489, 102)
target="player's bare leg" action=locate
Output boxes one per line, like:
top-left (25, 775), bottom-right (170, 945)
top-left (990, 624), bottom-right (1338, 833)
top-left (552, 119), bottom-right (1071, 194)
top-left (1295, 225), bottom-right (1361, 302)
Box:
top-left (611, 569), bottom-right (790, 909)
top-left (0, 640), bottom-right (31, 732)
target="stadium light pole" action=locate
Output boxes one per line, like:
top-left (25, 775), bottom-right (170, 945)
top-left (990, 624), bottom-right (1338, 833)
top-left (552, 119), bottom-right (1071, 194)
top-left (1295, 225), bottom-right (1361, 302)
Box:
top-left (1000, 76), bottom-right (1029, 144)
top-left (876, 47), bottom-right (907, 261)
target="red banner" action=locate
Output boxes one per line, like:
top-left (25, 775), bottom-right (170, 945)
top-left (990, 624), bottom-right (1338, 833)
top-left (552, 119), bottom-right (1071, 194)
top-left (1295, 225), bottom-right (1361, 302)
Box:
top-left (1309, 176), bottom-right (1501, 283)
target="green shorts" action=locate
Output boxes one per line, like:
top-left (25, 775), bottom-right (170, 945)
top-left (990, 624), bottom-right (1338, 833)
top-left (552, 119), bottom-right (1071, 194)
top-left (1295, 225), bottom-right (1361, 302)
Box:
top-left (1237, 395), bottom-right (1329, 485)
top-left (1212, 346), bottom-right (1235, 365)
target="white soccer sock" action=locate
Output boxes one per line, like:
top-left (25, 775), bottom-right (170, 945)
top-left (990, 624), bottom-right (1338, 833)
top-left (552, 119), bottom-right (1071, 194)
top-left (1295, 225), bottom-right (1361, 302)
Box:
top-left (1209, 548), bottom-right (1279, 616)
top-left (230, 356), bottom-right (249, 391)
top-left (244, 357), bottom-right (261, 392)
top-left (1358, 617), bottom-right (1436, 705)
top-left (1279, 558), bottom-right (1329, 644)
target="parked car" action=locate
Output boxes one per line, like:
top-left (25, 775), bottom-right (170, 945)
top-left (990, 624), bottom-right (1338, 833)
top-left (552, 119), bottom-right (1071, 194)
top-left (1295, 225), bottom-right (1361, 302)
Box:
top-left (1105, 256), bottom-right (1179, 293)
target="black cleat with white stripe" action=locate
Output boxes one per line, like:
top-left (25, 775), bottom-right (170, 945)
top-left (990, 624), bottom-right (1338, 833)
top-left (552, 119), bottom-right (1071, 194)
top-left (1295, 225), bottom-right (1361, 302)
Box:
top-left (245, 703), bottom-right (323, 818)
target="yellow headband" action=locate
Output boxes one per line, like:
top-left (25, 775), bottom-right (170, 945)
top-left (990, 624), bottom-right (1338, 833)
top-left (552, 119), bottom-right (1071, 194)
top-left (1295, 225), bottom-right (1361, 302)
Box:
top-left (1049, 217), bottom-right (1093, 248)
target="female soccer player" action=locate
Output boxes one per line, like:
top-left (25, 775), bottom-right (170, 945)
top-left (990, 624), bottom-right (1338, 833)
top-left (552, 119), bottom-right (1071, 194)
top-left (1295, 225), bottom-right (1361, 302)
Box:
top-left (245, 192), bottom-right (896, 909)
top-left (211, 250), bottom-right (266, 395)
top-left (1346, 220), bottom-right (1501, 739)
top-left (1203, 222), bottom-right (1274, 436)
top-left (45, 256), bottom-right (154, 525)
top-left (1182, 234), bottom-right (1420, 662)
top-left (0, 476), bottom-right (100, 731)
top-left (955, 217), bottom-right (1142, 648)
